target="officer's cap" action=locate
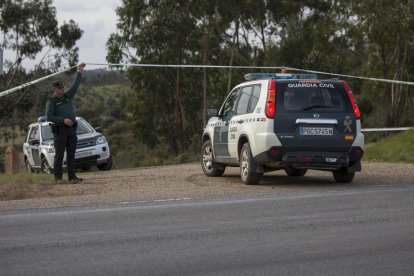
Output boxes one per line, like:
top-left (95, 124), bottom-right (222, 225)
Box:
top-left (51, 80), bottom-right (64, 89)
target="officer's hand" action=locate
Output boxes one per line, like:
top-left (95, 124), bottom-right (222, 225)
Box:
top-left (64, 118), bottom-right (73, 127)
top-left (77, 63), bottom-right (86, 72)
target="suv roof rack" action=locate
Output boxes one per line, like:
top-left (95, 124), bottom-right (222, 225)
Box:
top-left (244, 73), bottom-right (318, 81)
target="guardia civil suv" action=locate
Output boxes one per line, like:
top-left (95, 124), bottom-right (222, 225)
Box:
top-left (201, 73), bottom-right (364, 184)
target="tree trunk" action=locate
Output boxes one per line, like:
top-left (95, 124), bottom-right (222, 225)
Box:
top-left (227, 20), bottom-right (239, 93)
top-left (175, 68), bottom-right (185, 152)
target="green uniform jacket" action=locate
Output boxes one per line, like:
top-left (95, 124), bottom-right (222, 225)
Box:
top-left (45, 72), bottom-right (82, 125)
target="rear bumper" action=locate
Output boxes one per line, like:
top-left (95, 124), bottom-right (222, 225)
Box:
top-left (254, 146), bottom-right (364, 171)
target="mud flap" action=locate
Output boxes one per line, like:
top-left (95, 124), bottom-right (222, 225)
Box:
top-left (347, 160), bottom-right (361, 173)
top-left (251, 159), bottom-right (264, 173)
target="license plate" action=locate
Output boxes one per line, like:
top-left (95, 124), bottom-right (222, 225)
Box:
top-left (75, 151), bottom-right (93, 158)
top-left (300, 127), bottom-right (333, 136)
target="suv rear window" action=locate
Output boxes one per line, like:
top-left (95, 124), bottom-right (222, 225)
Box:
top-left (278, 81), bottom-right (351, 112)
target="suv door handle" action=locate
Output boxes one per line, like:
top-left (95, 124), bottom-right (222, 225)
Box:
top-left (237, 120), bottom-right (244, 124)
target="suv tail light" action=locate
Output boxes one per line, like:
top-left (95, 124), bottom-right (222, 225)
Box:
top-left (341, 80), bottom-right (360, 120)
top-left (265, 79), bottom-right (277, 118)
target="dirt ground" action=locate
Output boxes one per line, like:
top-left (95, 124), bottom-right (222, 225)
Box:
top-left (1, 161), bottom-right (413, 211)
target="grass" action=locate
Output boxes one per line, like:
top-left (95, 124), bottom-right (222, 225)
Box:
top-left (364, 129), bottom-right (414, 163)
top-left (0, 173), bottom-right (55, 201)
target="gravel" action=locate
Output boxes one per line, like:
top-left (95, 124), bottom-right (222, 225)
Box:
top-left (1, 161), bottom-right (413, 211)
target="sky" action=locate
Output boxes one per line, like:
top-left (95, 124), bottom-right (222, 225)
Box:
top-left (2, 0), bottom-right (121, 70)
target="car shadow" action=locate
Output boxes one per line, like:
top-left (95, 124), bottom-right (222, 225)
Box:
top-left (222, 169), bottom-right (358, 188)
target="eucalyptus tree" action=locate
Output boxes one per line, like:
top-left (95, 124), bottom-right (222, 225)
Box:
top-left (107, 0), bottom-right (204, 154)
top-left (0, 0), bottom-right (83, 141)
top-left (351, 0), bottom-right (414, 126)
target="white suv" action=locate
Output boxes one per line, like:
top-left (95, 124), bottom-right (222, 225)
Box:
top-left (23, 117), bottom-right (112, 173)
top-left (201, 73), bottom-right (364, 184)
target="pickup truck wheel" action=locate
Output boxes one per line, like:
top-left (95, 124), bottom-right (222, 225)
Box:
top-left (240, 143), bottom-right (262, 185)
top-left (41, 156), bottom-right (53, 174)
top-left (25, 158), bottom-right (34, 173)
top-left (201, 140), bottom-right (225, 177)
top-left (333, 167), bottom-right (355, 183)
top-left (285, 166), bottom-right (307, 177)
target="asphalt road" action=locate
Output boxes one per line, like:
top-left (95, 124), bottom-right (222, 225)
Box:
top-left (1, 182), bottom-right (414, 275)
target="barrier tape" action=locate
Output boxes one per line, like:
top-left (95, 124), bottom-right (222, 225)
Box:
top-left (86, 62), bottom-right (286, 70)
top-left (87, 63), bottom-right (414, 86)
top-left (282, 67), bottom-right (414, 86)
top-left (362, 127), bottom-right (412, 132)
top-left (2, 62), bottom-right (414, 99)
top-left (0, 65), bottom-right (77, 98)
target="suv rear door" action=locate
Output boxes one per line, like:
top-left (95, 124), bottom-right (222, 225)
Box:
top-left (214, 84), bottom-right (262, 163)
top-left (274, 80), bottom-right (357, 151)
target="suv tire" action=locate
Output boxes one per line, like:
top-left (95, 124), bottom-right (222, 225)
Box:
top-left (240, 143), bottom-right (262, 185)
top-left (285, 166), bottom-right (307, 177)
top-left (333, 167), bottom-right (355, 183)
top-left (97, 155), bottom-right (113, 171)
top-left (41, 156), bottom-right (53, 174)
top-left (201, 140), bottom-right (225, 177)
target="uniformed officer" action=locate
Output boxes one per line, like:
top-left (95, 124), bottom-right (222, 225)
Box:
top-left (46, 63), bottom-right (86, 183)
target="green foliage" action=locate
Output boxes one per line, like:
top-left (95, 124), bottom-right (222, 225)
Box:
top-left (0, 0), bottom-right (83, 68)
top-left (0, 0), bottom-right (83, 142)
top-left (105, 0), bottom-right (414, 159)
top-left (364, 130), bottom-right (414, 163)
top-left (351, 0), bottom-right (414, 127)
top-left (0, 173), bottom-right (54, 200)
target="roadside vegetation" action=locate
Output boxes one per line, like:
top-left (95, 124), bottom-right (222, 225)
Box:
top-left (364, 130), bottom-right (414, 163)
top-left (0, 173), bottom-right (55, 201)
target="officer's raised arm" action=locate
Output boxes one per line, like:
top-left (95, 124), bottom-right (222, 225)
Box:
top-left (65, 63), bottom-right (86, 99)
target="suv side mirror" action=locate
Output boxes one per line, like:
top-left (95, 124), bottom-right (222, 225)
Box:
top-left (207, 108), bottom-right (218, 118)
top-left (28, 139), bottom-right (40, 145)
top-left (95, 127), bottom-right (102, 133)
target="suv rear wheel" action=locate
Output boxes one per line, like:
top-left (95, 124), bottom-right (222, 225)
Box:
top-left (240, 143), bottom-right (262, 185)
top-left (201, 140), bottom-right (225, 177)
top-left (333, 167), bottom-right (355, 183)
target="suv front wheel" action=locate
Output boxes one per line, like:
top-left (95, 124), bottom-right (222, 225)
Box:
top-left (41, 156), bottom-right (53, 174)
top-left (201, 140), bottom-right (225, 177)
top-left (240, 143), bottom-right (262, 185)
top-left (97, 155), bottom-right (113, 171)
top-left (25, 158), bottom-right (34, 173)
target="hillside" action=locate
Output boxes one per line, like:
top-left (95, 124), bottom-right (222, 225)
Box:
top-left (364, 129), bottom-right (414, 163)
